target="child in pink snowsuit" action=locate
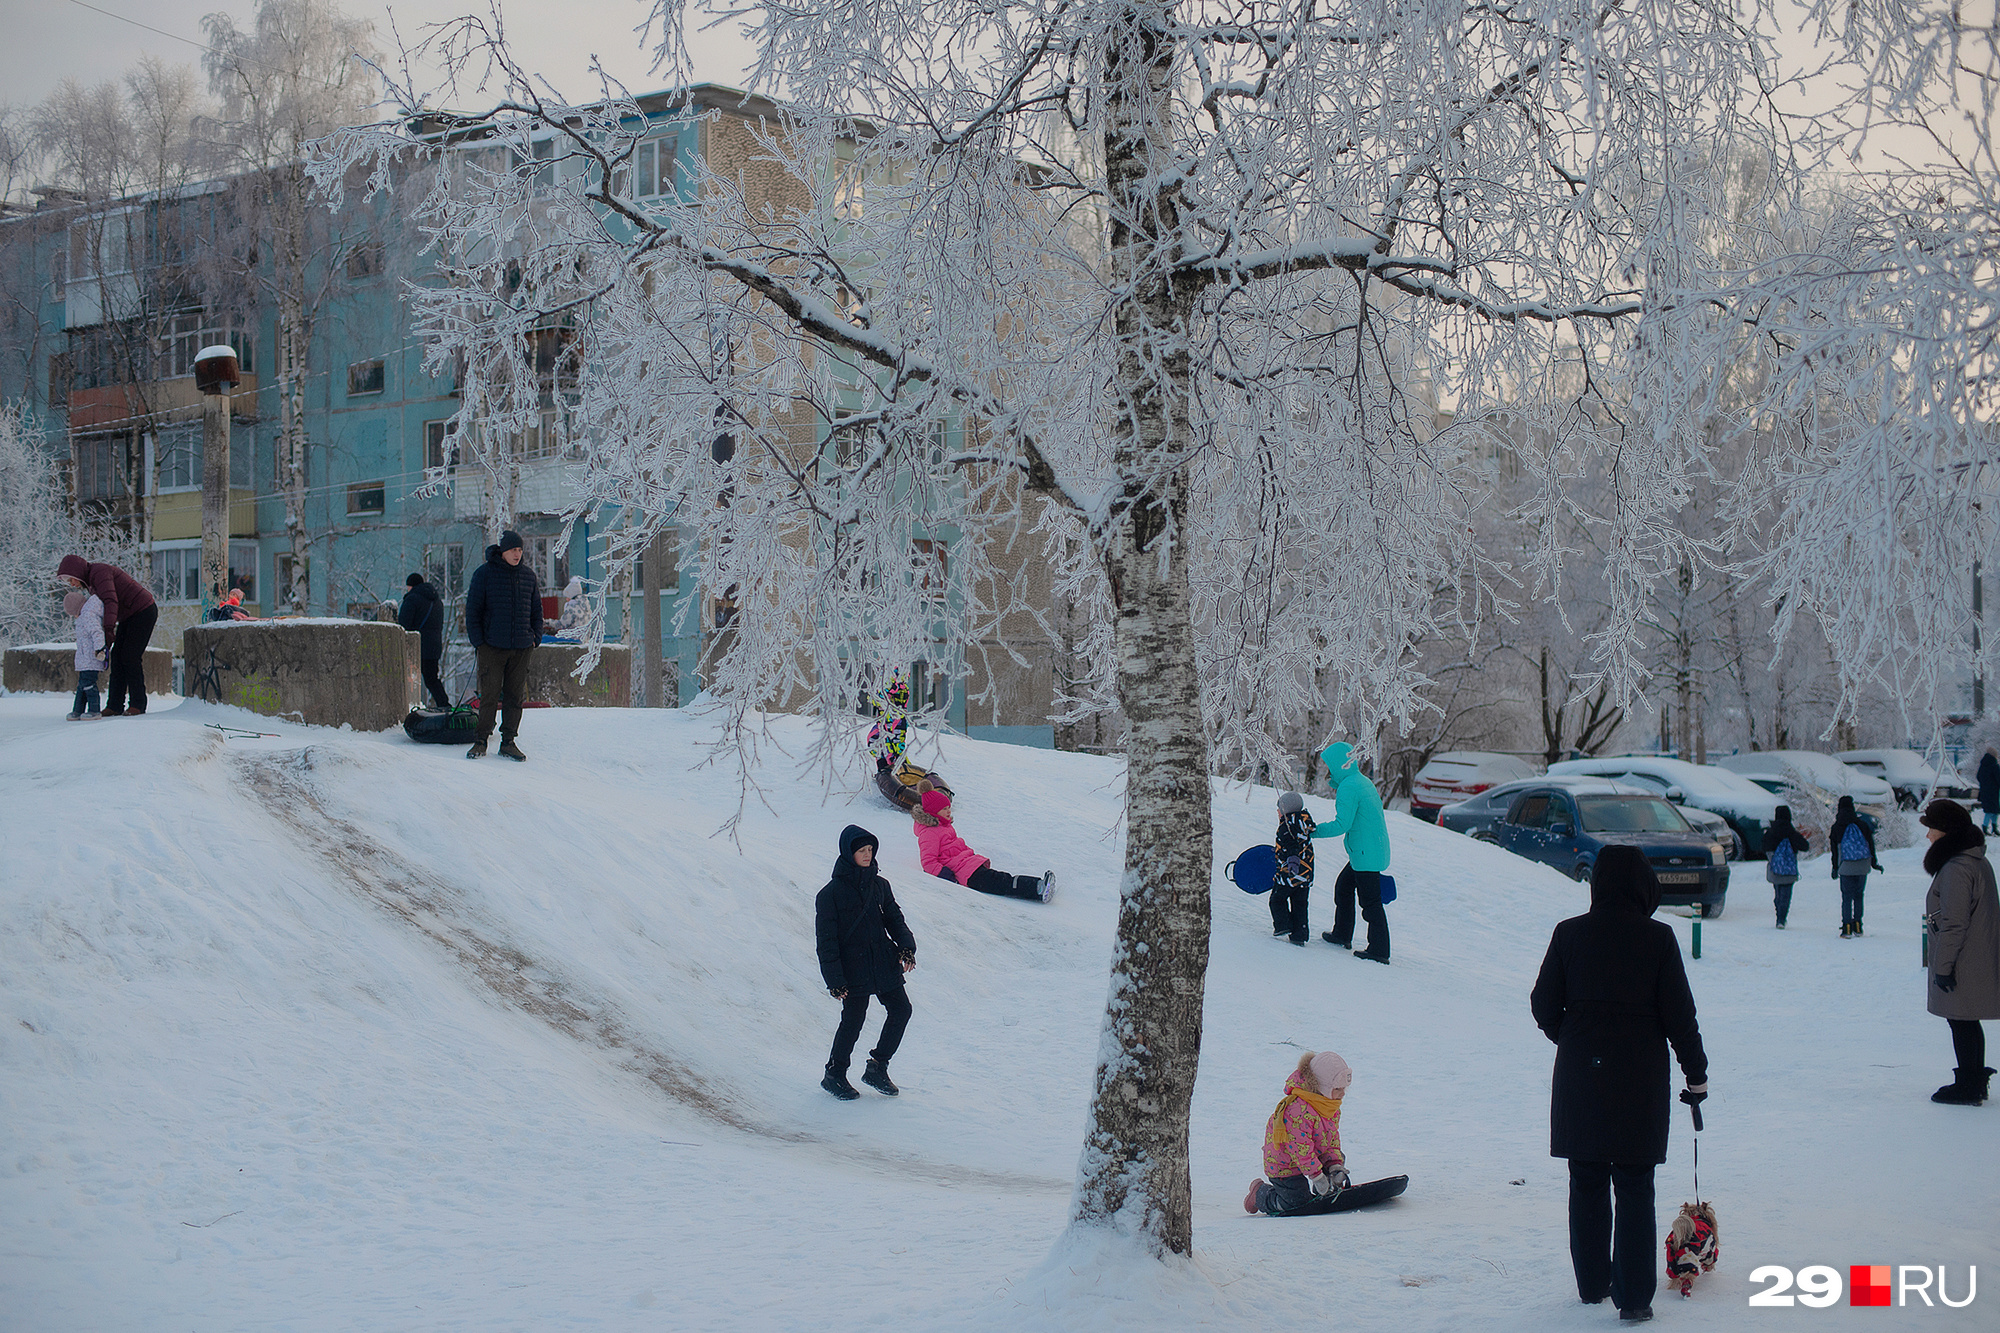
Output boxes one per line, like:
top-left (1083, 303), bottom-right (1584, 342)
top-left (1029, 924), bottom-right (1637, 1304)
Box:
top-left (64, 588), bottom-right (106, 720)
top-left (1245, 1049), bottom-right (1350, 1215)
top-left (911, 786), bottom-right (1056, 903)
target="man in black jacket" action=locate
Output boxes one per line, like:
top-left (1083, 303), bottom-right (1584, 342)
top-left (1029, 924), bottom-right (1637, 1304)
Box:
top-left (1531, 845), bottom-right (1709, 1322)
top-left (815, 825), bottom-right (917, 1099)
top-left (463, 531), bottom-right (542, 760)
top-left (399, 573), bottom-right (450, 710)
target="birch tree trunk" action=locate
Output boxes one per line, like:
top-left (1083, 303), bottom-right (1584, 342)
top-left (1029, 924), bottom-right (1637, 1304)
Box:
top-left (1068, 2), bottom-right (1213, 1260)
top-left (279, 196), bottom-right (310, 613)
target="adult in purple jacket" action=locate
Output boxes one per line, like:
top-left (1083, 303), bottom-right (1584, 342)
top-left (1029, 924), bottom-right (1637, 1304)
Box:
top-left (56, 554), bottom-right (158, 716)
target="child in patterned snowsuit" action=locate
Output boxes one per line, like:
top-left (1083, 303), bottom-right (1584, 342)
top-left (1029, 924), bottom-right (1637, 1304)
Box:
top-left (868, 671), bottom-right (910, 772)
top-left (1245, 1049), bottom-right (1350, 1215)
top-left (1271, 792), bottom-right (1316, 944)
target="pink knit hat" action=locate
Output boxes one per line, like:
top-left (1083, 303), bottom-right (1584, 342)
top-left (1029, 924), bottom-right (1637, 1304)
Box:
top-left (62, 590), bottom-right (85, 618)
top-left (920, 789), bottom-right (951, 818)
top-left (1308, 1050), bottom-right (1351, 1097)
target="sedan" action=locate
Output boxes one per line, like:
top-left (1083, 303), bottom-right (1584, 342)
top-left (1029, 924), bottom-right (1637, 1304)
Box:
top-left (1835, 748), bottom-right (1975, 810)
top-left (1437, 775), bottom-right (1646, 840)
top-left (1492, 787), bottom-right (1730, 917)
top-left (1410, 751), bottom-right (1538, 822)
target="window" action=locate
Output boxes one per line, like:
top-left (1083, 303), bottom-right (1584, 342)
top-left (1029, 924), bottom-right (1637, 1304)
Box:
top-left (616, 136), bottom-right (676, 200)
top-left (1578, 797), bottom-right (1690, 834)
top-left (274, 553), bottom-right (299, 608)
top-left (149, 545), bottom-right (201, 603)
top-left (424, 420), bottom-right (459, 472)
top-left (424, 543), bottom-right (466, 598)
top-left (347, 359), bottom-right (385, 396)
top-left (162, 312), bottom-right (253, 378)
top-left (830, 411), bottom-right (875, 470)
top-left (157, 422), bottom-right (200, 491)
top-left (73, 433), bottom-right (127, 501)
top-left (911, 539), bottom-right (948, 600)
top-left (347, 480), bottom-right (386, 515)
top-left (910, 658), bottom-right (951, 713)
top-left (228, 543), bottom-right (257, 603)
top-left (68, 211), bottom-right (134, 282)
top-left (345, 242), bottom-right (385, 280)
top-left (525, 535), bottom-right (563, 590)
top-left (1510, 794), bottom-right (1548, 827)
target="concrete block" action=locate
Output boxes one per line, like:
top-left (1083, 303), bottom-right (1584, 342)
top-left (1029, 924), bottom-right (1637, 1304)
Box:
top-left (3, 643), bottom-right (173, 696)
top-left (527, 643), bottom-right (632, 707)
top-left (182, 619), bottom-right (417, 730)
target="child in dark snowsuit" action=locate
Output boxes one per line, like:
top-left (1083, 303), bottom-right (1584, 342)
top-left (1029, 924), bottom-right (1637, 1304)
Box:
top-left (815, 825), bottom-right (918, 1099)
top-left (1245, 1049), bottom-right (1351, 1216)
top-left (1271, 792), bottom-right (1316, 944)
top-left (1762, 805), bottom-right (1810, 929)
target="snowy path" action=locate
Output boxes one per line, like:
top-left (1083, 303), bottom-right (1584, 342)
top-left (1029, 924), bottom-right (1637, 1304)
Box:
top-left (0, 697), bottom-right (1992, 1330)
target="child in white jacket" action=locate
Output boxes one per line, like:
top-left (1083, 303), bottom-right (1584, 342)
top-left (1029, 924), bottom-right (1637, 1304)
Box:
top-left (64, 588), bottom-right (106, 719)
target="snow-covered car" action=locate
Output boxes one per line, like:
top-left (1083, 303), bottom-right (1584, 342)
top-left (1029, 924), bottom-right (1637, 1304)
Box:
top-left (1409, 751), bottom-right (1538, 822)
top-left (1489, 786), bottom-right (1730, 917)
top-left (1437, 775), bottom-right (1646, 840)
top-left (1715, 750), bottom-right (1895, 811)
top-left (1546, 756), bottom-right (1783, 860)
top-left (1672, 805), bottom-right (1743, 860)
top-left (1834, 749), bottom-right (1975, 810)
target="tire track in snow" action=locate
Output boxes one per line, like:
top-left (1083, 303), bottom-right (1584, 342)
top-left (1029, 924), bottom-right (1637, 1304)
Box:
top-left (237, 747), bottom-right (1062, 1194)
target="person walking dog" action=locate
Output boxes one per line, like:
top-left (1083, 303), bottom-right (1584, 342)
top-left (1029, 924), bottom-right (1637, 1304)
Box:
top-left (1531, 845), bottom-right (1709, 1323)
top-left (815, 825), bottom-right (917, 1099)
top-left (463, 532), bottom-right (541, 760)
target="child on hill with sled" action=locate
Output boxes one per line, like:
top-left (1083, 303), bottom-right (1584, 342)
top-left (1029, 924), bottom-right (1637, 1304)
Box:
top-left (911, 783), bottom-right (1056, 903)
top-left (1270, 792), bottom-right (1317, 944)
top-left (1245, 1049), bottom-right (1350, 1215)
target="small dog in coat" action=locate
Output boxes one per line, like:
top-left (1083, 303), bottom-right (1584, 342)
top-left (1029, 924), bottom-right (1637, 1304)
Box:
top-left (1664, 1201), bottom-right (1719, 1297)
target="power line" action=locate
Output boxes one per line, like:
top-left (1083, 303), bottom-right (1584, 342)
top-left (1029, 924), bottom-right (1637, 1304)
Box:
top-left (64, 0), bottom-right (358, 87)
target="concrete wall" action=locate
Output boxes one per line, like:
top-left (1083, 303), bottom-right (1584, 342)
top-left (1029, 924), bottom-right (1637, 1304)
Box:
top-left (525, 644), bottom-right (633, 708)
top-left (3, 644), bottom-right (174, 697)
top-left (182, 620), bottom-right (417, 730)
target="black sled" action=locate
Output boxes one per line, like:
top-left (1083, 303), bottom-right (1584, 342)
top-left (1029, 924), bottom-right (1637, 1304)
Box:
top-left (874, 760), bottom-right (954, 812)
top-left (403, 706), bottom-right (481, 745)
top-left (1281, 1175), bottom-right (1409, 1216)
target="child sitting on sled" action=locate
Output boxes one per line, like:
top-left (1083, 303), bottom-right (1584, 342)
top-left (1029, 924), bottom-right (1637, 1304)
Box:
top-left (911, 783), bottom-right (1055, 903)
top-left (1245, 1049), bottom-right (1350, 1215)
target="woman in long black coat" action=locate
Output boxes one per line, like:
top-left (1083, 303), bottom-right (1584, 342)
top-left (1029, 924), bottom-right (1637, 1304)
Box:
top-left (815, 825), bottom-right (917, 1099)
top-left (1531, 845), bottom-right (1709, 1320)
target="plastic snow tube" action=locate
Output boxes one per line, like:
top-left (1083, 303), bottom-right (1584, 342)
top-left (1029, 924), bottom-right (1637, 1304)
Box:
top-left (875, 762), bottom-right (953, 812)
top-left (403, 707), bottom-right (482, 744)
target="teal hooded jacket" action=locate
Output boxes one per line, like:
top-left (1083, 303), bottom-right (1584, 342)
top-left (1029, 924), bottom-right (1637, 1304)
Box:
top-left (1309, 742), bottom-right (1392, 872)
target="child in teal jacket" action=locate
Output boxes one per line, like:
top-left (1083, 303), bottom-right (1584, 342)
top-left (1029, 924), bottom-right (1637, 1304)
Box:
top-left (1313, 741), bottom-right (1393, 962)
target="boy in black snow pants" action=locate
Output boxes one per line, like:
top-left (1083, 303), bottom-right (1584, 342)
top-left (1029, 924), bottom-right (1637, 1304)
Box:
top-left (815, 824), bottom-right (917, 1099)
top-left (1271, 792), bottom-right (1317, 945)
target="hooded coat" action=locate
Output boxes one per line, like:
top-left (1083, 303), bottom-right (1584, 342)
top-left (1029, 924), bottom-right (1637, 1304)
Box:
top-left (56, 555), bottom-right (155, 641)
top-left (1309, 741), bottom-right (1390, 872)
top-left (1827, 797), bottom-right (1880, 877)
top-left (397, 580), bottom-right (445, 659)
top-left (1977, 753), bottom-right (1999, 814)
top-left (71, 592), bottom-right (107, 670)
top-left (1762, 807), bottom-right (1809, 882)
top-left (1531, 847), bottom-right (1708, 1164)
top-left (1925, 830), bottom-right (2000, 1021)
top-left (913, 809), bottom-right (990, 883)
top-left (464, 540), bottom-right (543, 650)
top-left (1261, 1067), bottom-right (1346, 1181)
top-left (815, 825), bottom-right (917, 995)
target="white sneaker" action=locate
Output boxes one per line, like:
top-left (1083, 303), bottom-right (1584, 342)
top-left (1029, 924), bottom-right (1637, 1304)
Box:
top-left (65, 712), bottom-right (82, 721)
top-left (1038, 871), bottom-right (1056, 903)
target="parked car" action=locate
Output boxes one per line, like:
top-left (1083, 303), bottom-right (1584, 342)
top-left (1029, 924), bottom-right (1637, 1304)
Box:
top-left (1715, 750), bottom-right (1896, 811)
top-left (1672, 804), bottom-right (1743, 860)
top-left (1835, 748), bottom-right (1975, 810)
top-left (1409, 751), bottom-right (1538, 822)
top-left (1491, 786), bottom-right (1730, 917)
top-left (1546, 756), bottom-right (1782, 860)
top-left (1438, 775), bottom-right (1647, 840)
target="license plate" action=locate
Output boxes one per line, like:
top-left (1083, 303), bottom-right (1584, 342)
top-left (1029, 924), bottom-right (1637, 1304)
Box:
top-left (1656, 872), bottom-right (1702, 885)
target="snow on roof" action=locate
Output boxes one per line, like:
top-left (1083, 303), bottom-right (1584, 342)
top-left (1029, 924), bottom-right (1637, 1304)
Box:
top-left (1716, 750), bottom-right (1894, 801)
top-left (1547, 755), bottom-right (1781, 817)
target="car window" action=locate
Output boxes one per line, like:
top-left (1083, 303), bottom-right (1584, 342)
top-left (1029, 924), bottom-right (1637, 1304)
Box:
top-left (1510, 794), bottom-right (1549, 826)
top-left (1541, 796), bottom-right (1577, 829)
top-left (1620, 773), bottom-right (1670, 795)
top-left (1577, 796), bottom-right (1691, 833)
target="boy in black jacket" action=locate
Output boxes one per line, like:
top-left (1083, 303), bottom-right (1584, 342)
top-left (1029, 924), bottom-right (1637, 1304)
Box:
top-left (815, 825), bottom-right (917, 1098)
top-left (1271, 792), bottom-right (1317, 944)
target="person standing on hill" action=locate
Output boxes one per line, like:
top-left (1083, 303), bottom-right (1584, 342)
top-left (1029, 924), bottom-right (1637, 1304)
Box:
top-left (463, 531), bottom-right (541, 760)
top-left (399, 572), bottom-right (450, 710)
top-left (1314, 741), bottom-right (1393, 963)
top-left (1531, 845), bottom-right (1709, 1323)
top-left (55, 554), bottom-right (157, 716)
top-left (1976, 749), bottom-right (1999, 836)
top-left (815, 825), bottom-right (917, 1099)
top-left (1827, 795), bottom-right (1882, 938)
top-left (1762, 805), bottom-right (1810, 930)
top-left (1919, 800), bottom-right (1998, 1105)
top-left (1270, 792), bottom-right (1317, 945)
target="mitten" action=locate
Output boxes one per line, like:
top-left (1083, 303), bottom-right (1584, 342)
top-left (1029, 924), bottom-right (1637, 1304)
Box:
top-left (1936, 972), bottom-right (1957, 994)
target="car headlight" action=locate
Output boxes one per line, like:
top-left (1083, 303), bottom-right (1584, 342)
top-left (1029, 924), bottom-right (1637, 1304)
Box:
top-left (1709, 843), bottom-right (1726, 866)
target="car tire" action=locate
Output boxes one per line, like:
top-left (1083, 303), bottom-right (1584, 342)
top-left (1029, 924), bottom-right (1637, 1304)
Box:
top-left (1572, 862), bottom-right (1591, 882)
top-left (1473, 832), bottom-right (1497, 844)
top-left (1699, 897), bottom-right (1725, 920)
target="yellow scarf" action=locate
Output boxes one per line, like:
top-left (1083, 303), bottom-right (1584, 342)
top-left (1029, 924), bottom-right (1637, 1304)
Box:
top-left (1271, 1088), bottom-right (1342, 1145)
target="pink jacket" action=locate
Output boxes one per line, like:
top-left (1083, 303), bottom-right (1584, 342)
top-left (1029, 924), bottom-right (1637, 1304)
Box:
top-left (914, 812), bottom-right (990, 883)
top-left (1262, 1069), bottom-right (1344, 1180)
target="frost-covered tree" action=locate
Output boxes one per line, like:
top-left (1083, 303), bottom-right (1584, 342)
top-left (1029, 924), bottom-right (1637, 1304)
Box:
top-left (0, 402), bottom-right (139, 648)
top-left (318, 0), bottom-right (1788, 1261)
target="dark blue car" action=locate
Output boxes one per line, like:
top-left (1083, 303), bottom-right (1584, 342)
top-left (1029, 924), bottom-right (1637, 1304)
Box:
top-left (1494, 787), bottom-right (1730, 917)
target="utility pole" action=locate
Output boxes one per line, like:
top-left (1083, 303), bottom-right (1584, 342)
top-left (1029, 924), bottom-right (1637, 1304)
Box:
top-left (194, 345), bottom-right (241, 609)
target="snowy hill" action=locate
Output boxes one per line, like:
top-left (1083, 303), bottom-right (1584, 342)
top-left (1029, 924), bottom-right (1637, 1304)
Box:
top-left (1, 696), bottom-right (1993, 1330)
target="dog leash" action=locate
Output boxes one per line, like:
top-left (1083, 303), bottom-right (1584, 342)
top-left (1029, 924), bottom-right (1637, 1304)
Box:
top-left (1680, 1090), bottom-right (1704, 1204)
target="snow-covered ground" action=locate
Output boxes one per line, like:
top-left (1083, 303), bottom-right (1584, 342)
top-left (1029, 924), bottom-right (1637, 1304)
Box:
top-left (1, 695), bottom-right (1993, 1331)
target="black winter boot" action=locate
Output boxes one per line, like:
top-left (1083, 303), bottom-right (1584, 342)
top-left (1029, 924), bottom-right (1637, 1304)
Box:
top-left (822, 1064), bottom-right (860, 1100)
top-left (861, 1058), bottom-right (899, 1096)
top-left (1930, 1068), bottom-right (1985, 1105)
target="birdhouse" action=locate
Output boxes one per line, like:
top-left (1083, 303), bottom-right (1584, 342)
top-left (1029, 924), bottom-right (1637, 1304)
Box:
top-left (193, 345), bottom-right (241, 394)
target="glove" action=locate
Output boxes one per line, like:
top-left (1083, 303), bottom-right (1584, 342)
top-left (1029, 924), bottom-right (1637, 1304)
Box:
top-left (1680, 1083), bottom-right (1708, 1106)
top-left (1308, 1173), bottom-right (1333, 1196)
top-left (829, 987), bottom-right (848, 1000)
top-left (1936, 972), bottom-right (1957, 994)
top-left (1281, 857), bottom-right (1305, 876)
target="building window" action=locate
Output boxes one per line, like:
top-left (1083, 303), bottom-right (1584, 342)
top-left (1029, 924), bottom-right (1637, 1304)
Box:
top-left (347, 359), bottom-right (385, 397)
top-left (155, 420), bottom-right (252, 491)
top-left (830, 410), bottom-right (875, 470)
top-left (345, 242), bottom-right (385, 280)
top-left (228, 542), bottom-right (257, 603)
top-left (162, 312), bottom-right (253, 378)
top-left (615, 135), bottom-right (676, 200)
top-left (424, 419), bottom-right (459, 472)
top-left (274, 553), bottom-right (299, 608)
top-left (73, 433), bottom-right (127, 501)
top-left (149, 545), bottom-right (202, 603)
top-left (525, 534), bottom-right (564, 590)
top-left (68, 211), bottom-right (135, 283)
top-left (347, 480), bottom-right (386, 515)
top-left (424, 543), bottom-right (466, 598)
top-left (912, 538), bottom-right (948, 600)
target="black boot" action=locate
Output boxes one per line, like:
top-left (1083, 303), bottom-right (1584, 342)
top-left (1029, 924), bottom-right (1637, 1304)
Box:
top-left (822, 1063), bottom-right (860, 1100)
top-left (861, 1058), bottom-right (899, 1096)
top-left (1930, 1068), bottom-right (1984, 1105)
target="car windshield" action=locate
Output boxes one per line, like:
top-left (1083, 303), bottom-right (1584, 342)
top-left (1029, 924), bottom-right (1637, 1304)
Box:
top-left (1577, 796), bottom-right (1690, 833)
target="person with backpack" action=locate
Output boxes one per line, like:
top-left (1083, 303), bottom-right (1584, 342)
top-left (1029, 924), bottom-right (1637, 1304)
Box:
top-left (399, 573), bottom-right (450, 710)
top-left (815, 825), bottom-right (918, 1099)
top-left (1828, 795), bottom-right (1882, 938)
top-left (1762, 805), bottom-right (1810, 930)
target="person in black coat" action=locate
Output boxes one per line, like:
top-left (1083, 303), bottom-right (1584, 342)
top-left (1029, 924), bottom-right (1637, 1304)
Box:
top-left (1762, 805), bottom-right (1811, 929)
top-left (398, 573), bottom-right (450, 710)
top-left (1977, 749), bottom-right (1999, 835)
top-left (462, 531), bottom-right (542, 760)
top-left (815, 824), bottom-right (917, 1099)
top-left (1531, 845), bottom-right (1709, 1321)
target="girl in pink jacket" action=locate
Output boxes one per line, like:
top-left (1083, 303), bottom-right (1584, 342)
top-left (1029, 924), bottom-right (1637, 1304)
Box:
top-left (912, 786), bottom-right (1056, 903)
top-left (1245, 1049), bottom-right (1350, 1215)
